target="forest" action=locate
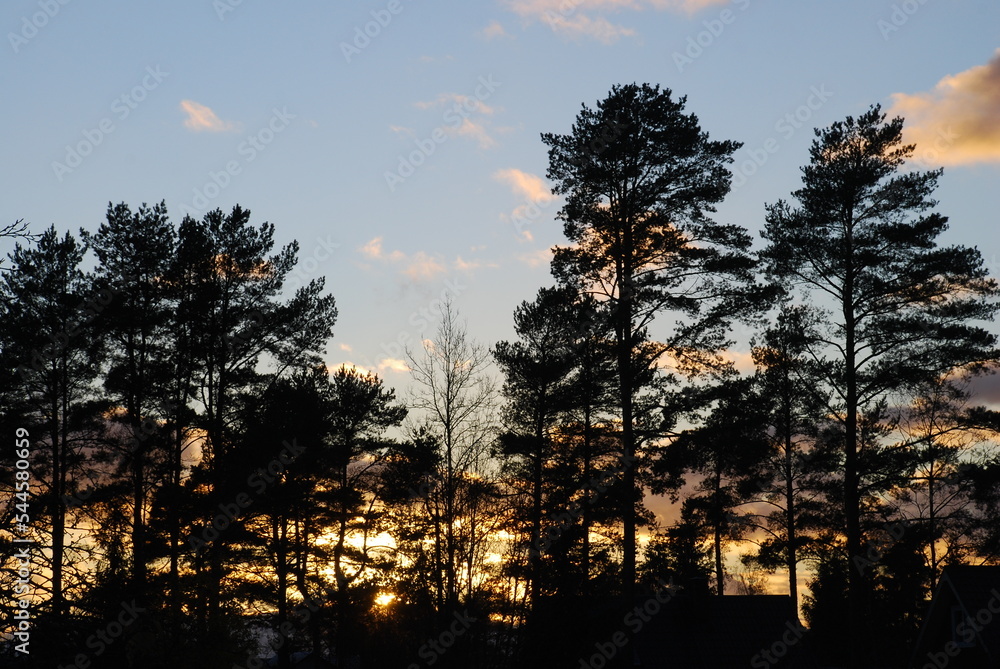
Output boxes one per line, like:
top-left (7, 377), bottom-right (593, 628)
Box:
top-left (2, 84), bottom-right (1000, 669)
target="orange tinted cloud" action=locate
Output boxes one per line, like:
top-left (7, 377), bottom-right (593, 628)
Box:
top-left (888, 50), bottom-right (1000, 166)
top-left (359, 237), bottom-right (496, 281)
top-left (494, 168), bottom-right (557, 204)
top-left (495, 169), bottom-right (559, 241)
top-left (360, 236), bottom-right (405, 262)
top-left (378, 358), bottom-right (410, 373)
top-left (179, 100), bottom-right (239, 133)
top-left (480, 20), bottom-right (511, 40)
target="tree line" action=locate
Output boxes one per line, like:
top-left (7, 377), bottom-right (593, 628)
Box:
top-left (2, 83), bottom-right (1000, 669)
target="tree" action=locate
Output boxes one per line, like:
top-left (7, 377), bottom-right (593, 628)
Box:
top-left (322, 366), bottom-right (406, 665)
top-left (761, 104), bottom-right (1000, 666)
top-left (1, 227), bottom-right (103, 617)
top-left (83, 201), bottom-right (177, 606)
top-left (406, 298), bottom-right (497, 615)
top-left (640, 507), bottom-right (712, 595)
top-left (749, 303), bottom-right (831, 608)
top-left (175, 205), bottom-right (338, 633)
top-left (654, 376), bottom-right (771, 595)
top-left (0, 218), bottom-right (39, 273)
top-left (542, 82), bottom-right (765, 597)
top-left (494, 286), bottom-right (580, 605)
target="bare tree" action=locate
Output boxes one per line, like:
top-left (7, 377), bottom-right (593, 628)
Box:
top-left (0, 219), bottom-right (40, 273)
top-left (406, 297), bottom-right (498, 611)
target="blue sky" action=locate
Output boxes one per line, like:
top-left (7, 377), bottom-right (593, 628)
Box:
top-left (4, 0), bottom-right (1000, 396)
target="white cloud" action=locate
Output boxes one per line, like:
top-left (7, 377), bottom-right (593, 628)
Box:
top-left (501, 0), bottom-right (730, 42)
top-left (179, 99), bottom-right (239, 133)
top-left (888, 49), bottom-right (1000, 167)
top-left (454, 256), bottom-right (500, 272)
top-left (415, 93), bottom-right (497, 116)
top-left (412, 93), bottom-right (502, 149)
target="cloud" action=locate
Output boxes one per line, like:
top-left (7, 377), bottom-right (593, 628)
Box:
top-left (360, 236), bottom-right (405, 262)
top-left (969, 370), bottom-right (1000, 406)
top-left (724, 350), bottom-right (756, 374)
top-left (542, 13), bottom-right (636, 43)
top-left (389, 124), bottom-right (415, 138)
top-left (402, 251), bottom-right (447, 281)
top-left (888, 50), bottom-right (1000, 167)
top-left (454, 256), bottom-right (500, 272)
top-left (359, 237), bottom-right (496, 282)
top-left (495, 169), bottom-right (559, 240)
top-left (412, 93), bottom-right (502, 149)
top-left (480, 20), bottom-right (512, 40)
top-left (453, 118), bottom-right (498, 149)
top-left (332, 362), bottom-right (376, 377)
top-left (517, 247), bottom-right (555, 268)
top-left (179, 100), bottom-right (239, 133)
top-left (501, 0), bottom-right (729, 42)
top-left (494, 168), bottom-right (557, 204)
top-left (378, 358), bottom-right (411, 373)
top-left (339, 343), bottom-right (353, 352)
top-left (415, 93), bottom-right (497, 116)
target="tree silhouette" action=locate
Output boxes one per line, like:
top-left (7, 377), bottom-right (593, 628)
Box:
top-left (762, 104), bottom-right (1000, 666)
top-left (543, 82), bottom-right (767, 599)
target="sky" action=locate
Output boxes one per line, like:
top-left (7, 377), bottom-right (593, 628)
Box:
top-left (3, 0), bottom-right (999, 598)
top-left (5, 4), bottom-right (1000, 419)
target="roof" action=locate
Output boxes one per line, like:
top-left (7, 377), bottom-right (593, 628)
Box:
top-left (911, 565), bottom-right (1000, 668)
top-left (631, 591), bottom-right (818, 668)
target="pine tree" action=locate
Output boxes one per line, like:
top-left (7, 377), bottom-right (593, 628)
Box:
top-left (543, 82), bottom-right (766, 598)
top-left (761, 104), bottom-right (1000, 666)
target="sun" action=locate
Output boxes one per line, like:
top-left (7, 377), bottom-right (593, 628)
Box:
top-left (374, 592), bottom-right (396, 607)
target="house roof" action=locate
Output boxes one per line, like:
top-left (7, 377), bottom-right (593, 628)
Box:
top-left (631, 592), bottom-right (816, 668)
top-left (911, 565), bottom-right (1000, 668)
